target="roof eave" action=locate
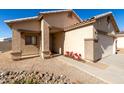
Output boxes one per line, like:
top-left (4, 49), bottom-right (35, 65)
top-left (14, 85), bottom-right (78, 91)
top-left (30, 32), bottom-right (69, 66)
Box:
top-left (72, 10), bottom-right (82, 22)
top-left (94, 12), bottom-right (112, 19)
top-left (110, 14), bottom-right (120, 32)
top-left (39, 9), bottom-right (72, 15)
top-left (4, 16), bottom-right (39, 24)
top-left (116, 34), bottom-right (124, 37)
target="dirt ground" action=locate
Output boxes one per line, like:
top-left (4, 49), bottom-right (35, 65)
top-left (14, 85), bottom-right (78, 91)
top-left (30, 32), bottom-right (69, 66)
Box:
top-left (0, 51), bottom-right (87, 83)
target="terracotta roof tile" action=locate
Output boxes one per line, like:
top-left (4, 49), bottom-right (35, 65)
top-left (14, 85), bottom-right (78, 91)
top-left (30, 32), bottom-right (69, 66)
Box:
top-left (64, 17), bottom-right (96, 31)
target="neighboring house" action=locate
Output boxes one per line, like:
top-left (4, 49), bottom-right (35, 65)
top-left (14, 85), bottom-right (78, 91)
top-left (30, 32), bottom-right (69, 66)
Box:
top-left (5, 10), bottom-right (119, 62)
top-left (116, 32), bottom-right (124, 53)
top-left (0, 38), bottom-right (12, 53)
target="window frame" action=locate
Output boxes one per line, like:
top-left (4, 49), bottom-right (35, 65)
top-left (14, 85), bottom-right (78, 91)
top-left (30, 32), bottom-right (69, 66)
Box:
top-left (25, 35), bottom-right (37, 45)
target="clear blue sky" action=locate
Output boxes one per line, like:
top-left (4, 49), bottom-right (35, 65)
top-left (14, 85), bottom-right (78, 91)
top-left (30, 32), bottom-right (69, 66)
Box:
top-left (0, 9), bottom-right (124, 38)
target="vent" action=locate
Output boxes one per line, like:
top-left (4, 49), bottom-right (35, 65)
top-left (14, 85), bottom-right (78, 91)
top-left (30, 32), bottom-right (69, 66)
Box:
top-left (68, 12), bottom-right (72, 18)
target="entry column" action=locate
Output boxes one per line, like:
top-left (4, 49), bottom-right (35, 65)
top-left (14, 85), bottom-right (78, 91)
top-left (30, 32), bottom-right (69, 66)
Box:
top-left (41, 19), bottom-right (50, 59)
top-left (11, 29), bottom-right (21, 60)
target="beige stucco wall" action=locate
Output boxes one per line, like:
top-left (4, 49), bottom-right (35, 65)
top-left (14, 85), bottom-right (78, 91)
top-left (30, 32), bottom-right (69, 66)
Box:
top-left (97, 34), bottom-right (114, 58)
top-left (64, 25), bottom-right (94, 59)
top-left (21, 32), bottom-right (40, 56)
top-left (11, 20), bottom-right (41, 31)
top-left (12, 29), bottom-right (21, 52)
top-left (40, 19), bottom-right (50, 58)
top-left (43, 12), bottom-right (80, 28)
top-left (84, 39), bottom-right (95, 61)
top-left (117, 37), bottom-right (124, 49)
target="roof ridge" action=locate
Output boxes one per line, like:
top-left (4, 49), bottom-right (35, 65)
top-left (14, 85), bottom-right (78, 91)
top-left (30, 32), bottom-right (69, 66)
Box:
top-left (94, 11), bottom-right (112, 19)
top-left (39, 9), bottom-right (72, 14)
top-left (39, 9), bottom-right (82, 22)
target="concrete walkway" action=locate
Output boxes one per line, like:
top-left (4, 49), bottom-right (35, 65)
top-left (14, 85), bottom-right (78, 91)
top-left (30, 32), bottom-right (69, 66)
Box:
top-left (57, 55), bottom-right (124, 83)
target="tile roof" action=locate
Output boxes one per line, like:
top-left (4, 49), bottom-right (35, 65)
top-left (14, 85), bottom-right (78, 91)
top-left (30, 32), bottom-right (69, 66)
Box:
top-left (64, 17), bottom-right (96, 31)
top-left (64, 12), bottom-right (119, 32)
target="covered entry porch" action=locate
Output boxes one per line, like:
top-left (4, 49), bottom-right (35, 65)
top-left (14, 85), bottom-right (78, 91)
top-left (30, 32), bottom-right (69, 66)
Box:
top-left (41, 20), bottom-right (64, 59)
top-left (11, 20), bottom-right (64, 60)
top-left (11, 29), bottom-right (41, 60)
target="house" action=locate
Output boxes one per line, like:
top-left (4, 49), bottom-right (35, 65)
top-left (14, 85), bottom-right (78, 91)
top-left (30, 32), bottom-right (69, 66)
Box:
top-left (5, 9), bottom-right (119, 62)
top-left (116, 32), bottom-right (124, 54)
top-left (0, 37), bottom-right (12, 53)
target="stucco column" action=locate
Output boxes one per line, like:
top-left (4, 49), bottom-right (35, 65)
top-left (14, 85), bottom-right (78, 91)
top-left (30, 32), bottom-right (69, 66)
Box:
top-left (11, 29), bottom-right (21, 60)
top-left (84, 39), bottom-right (94, 61)
top-left (41, 19), bottom-right (50, 59)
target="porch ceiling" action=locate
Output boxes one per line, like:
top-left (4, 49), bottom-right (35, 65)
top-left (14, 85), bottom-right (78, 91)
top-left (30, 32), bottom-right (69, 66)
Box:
top-left (18, 29), bottom-right (40, 33)
top-left (17, 26), bottom-right (64, 34)
top-left (49, 26), bottom-right (64, 33)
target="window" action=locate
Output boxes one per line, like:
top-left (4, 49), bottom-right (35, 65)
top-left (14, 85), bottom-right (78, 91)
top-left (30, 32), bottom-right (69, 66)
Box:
top-left (25, 36), bottom-right (37, 45)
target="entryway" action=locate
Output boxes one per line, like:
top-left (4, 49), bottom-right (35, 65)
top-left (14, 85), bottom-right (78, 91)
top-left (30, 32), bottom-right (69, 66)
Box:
top-left (49, 32), bottom-right (65, 55)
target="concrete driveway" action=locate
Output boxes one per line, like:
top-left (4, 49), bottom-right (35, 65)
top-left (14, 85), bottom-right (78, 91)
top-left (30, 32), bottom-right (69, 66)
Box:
top-left (97, 54), bottom-right (124, 83)
top-left (58, 54), bottom-right (124, 83)
top-left (100, 54), bottom-right (124, 69)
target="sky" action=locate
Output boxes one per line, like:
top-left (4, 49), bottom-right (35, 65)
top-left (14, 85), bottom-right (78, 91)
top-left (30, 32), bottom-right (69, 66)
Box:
top-left (0, 9), bottom-right (124, 38)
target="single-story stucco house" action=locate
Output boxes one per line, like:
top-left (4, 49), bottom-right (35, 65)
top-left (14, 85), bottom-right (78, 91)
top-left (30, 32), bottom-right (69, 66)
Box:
top-left (4, 9), bottom-right (119, 62)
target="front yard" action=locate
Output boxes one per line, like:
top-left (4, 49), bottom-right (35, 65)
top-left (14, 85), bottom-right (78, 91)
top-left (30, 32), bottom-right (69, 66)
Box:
top-left (0, 51), bottom-right (86, 84)
top-left (1, 51), bottom-right (124, 84)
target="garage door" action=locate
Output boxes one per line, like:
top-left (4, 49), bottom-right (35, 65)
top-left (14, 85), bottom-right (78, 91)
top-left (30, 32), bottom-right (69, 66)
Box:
top-left (117, 37), bottom-right (124, 54)
top-left (98, 34), bottom-right (114, 58)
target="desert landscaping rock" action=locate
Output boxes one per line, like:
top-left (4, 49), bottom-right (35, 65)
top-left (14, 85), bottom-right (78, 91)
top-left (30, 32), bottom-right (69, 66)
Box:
top-left (0, 71), bottom-right (72, 84)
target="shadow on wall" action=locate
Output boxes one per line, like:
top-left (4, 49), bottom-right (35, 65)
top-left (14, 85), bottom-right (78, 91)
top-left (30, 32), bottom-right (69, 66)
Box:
top-left (97, 34), bottom-right (114, 58)
top-left (50, 31), bottom-right (65, 55)
top-left (0, 41), bottom-right (12, 53)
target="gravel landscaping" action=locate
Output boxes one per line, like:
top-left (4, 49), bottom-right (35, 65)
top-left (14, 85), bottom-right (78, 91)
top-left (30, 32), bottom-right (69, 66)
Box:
top-left (0, 71), bottom-right (72, 84)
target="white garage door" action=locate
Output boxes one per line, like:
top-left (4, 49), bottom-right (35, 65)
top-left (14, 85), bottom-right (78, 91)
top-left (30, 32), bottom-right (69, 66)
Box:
top-left (117, 37), bottom-right (124, 49)
top-left (98, 34), bottom-right (114, 58)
